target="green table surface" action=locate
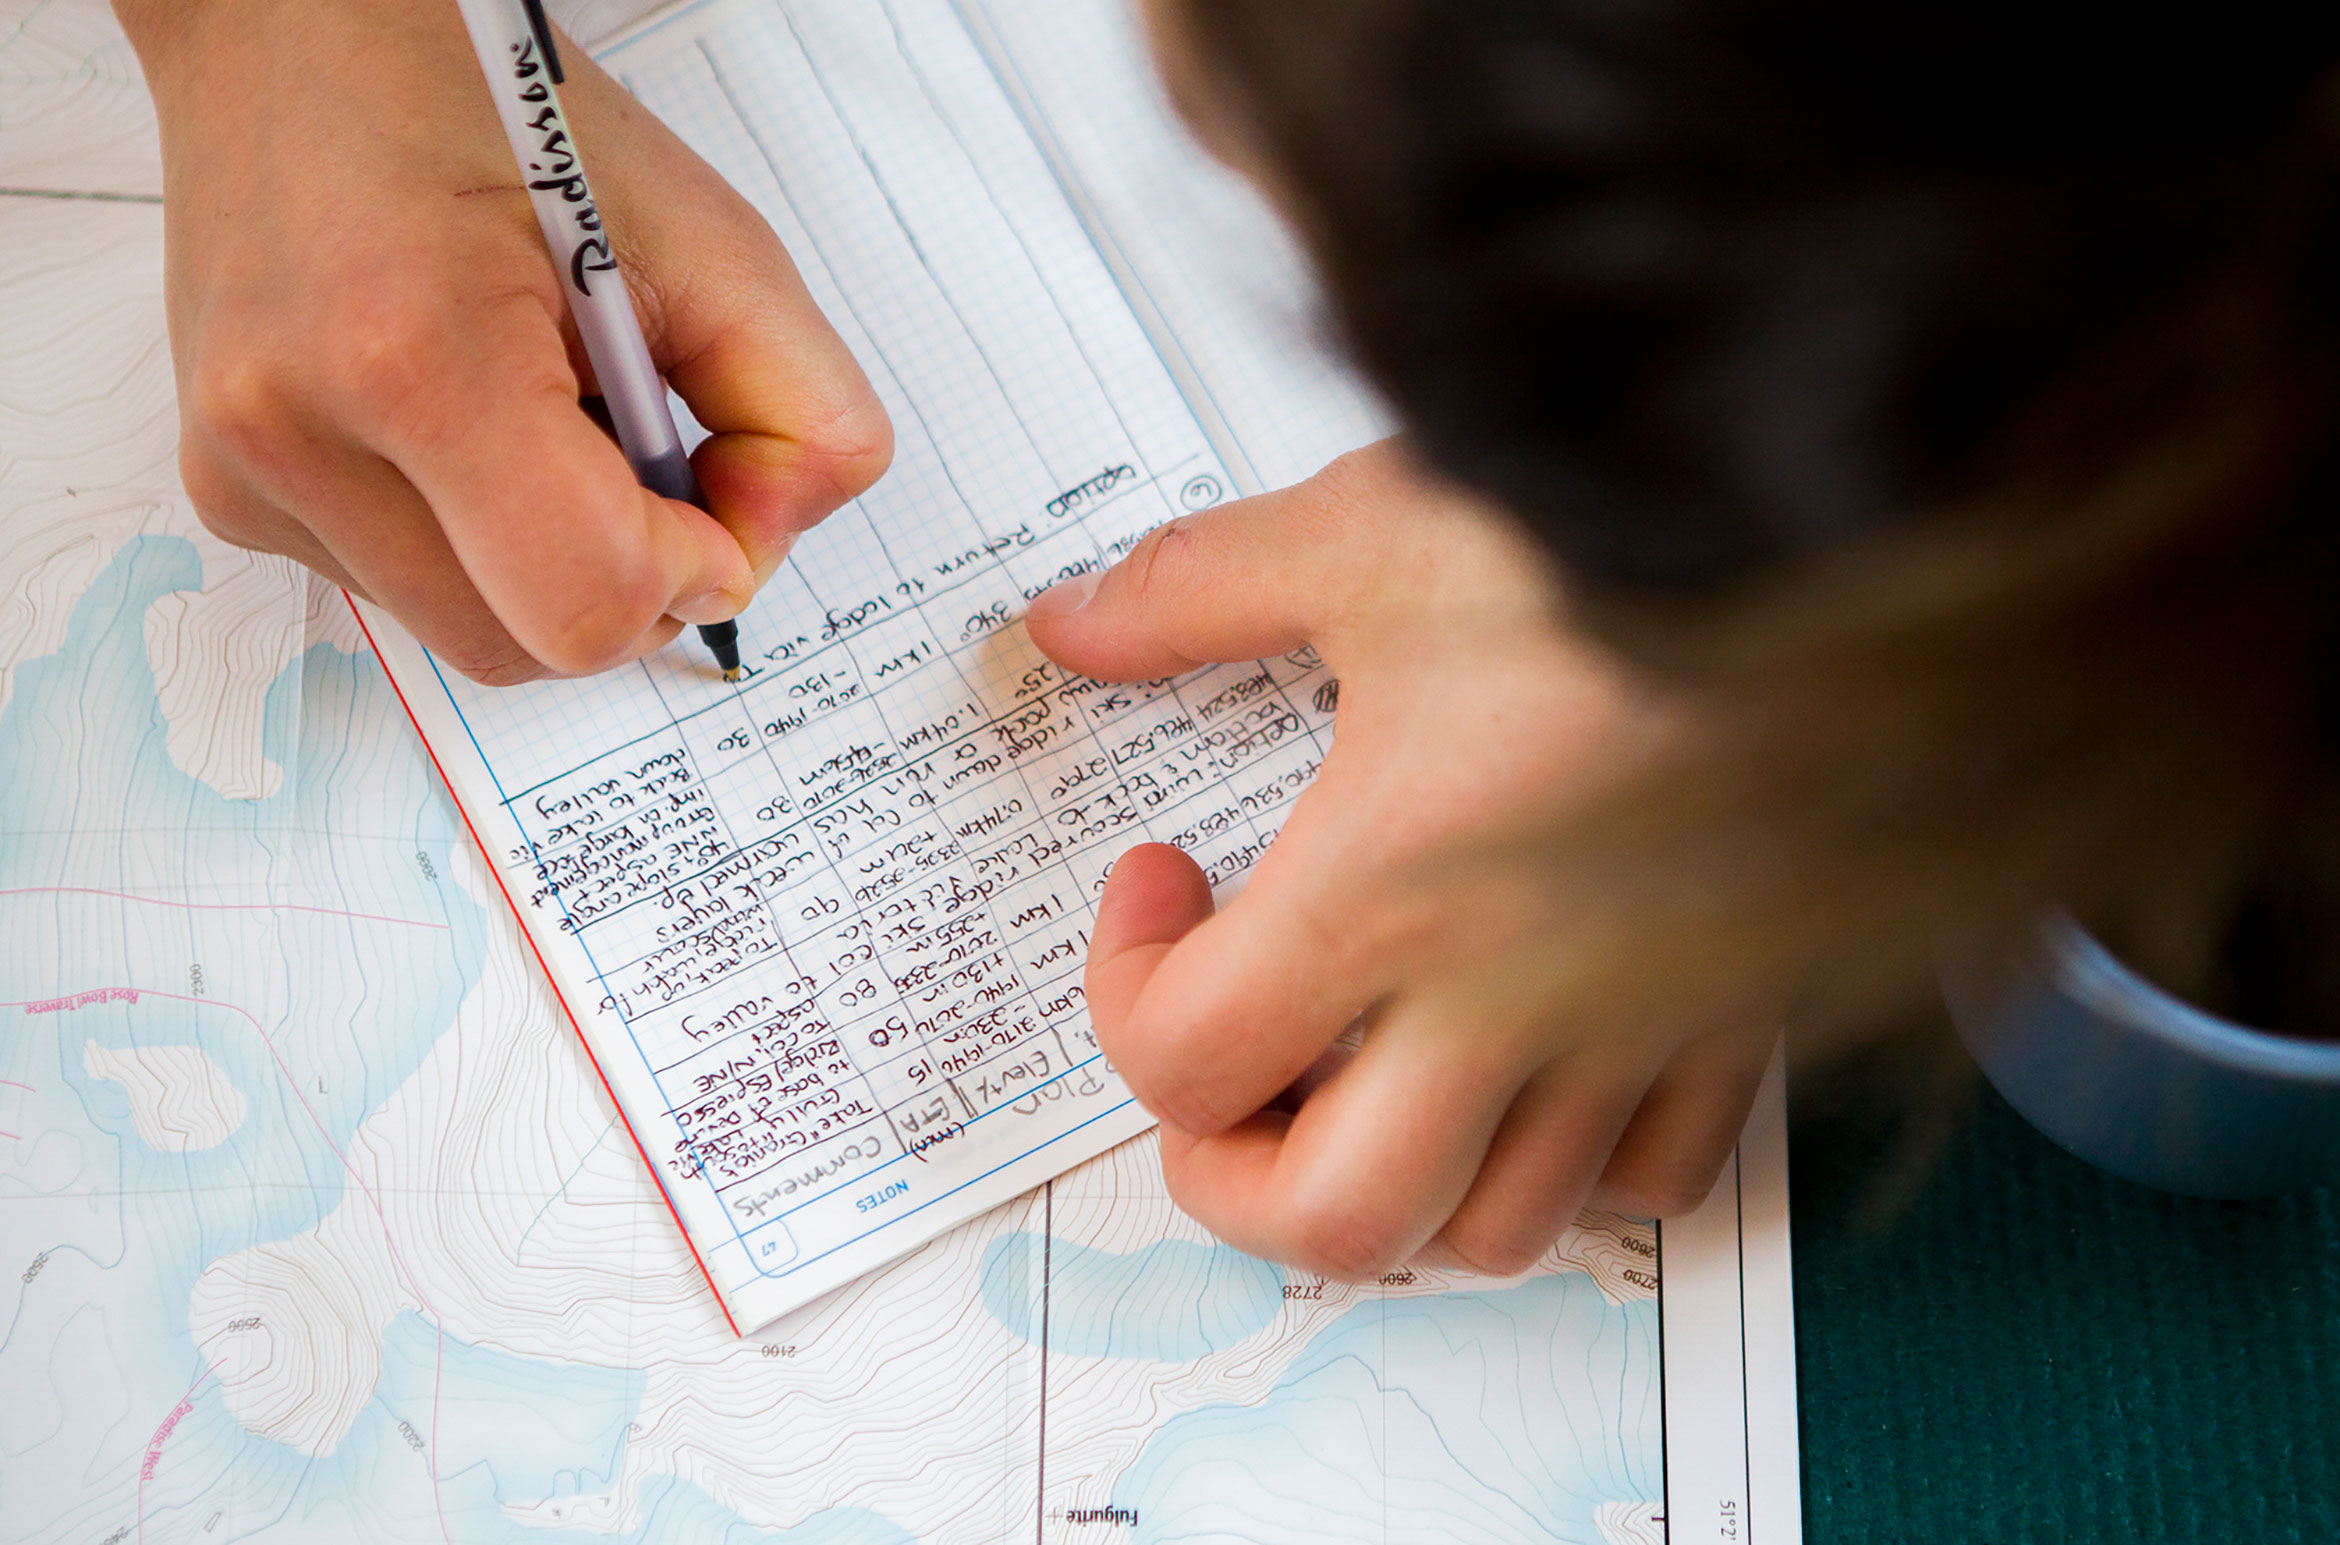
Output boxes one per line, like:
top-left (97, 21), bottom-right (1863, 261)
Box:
top-left (1790, 1045), bottom-right (2340, 1541)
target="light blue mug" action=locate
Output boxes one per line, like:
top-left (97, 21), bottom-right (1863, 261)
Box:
top-left (1942, 913), bottom-right (2340, 1198)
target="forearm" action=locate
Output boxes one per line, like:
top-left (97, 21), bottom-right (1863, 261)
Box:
top-left (114, 0), bottom-right (251, 62)
top-left (115, 0), bottom-right (440, 101)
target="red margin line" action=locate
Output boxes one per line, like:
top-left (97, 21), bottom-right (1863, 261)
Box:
top-left (346, 594), bottom-right (744, 1339)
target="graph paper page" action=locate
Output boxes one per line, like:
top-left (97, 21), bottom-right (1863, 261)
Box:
top-left (362, 0), bottom-right (1337, 1334)
top-left (954, 0), bottom-right (1397, 495)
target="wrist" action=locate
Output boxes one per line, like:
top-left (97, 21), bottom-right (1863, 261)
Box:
top-left (112, 0), bottom-right (216, 58)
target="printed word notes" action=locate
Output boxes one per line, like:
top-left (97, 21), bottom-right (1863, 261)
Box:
top-left (364, 0), bottom-right (1336, 1331)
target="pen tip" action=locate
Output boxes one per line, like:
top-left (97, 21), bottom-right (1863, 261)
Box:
top-left (696, 619), bottom-right (744, 681)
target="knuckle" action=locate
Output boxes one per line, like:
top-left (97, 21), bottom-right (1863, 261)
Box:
top-left (177, 448), bottom-right (276, 553)
top-left (439, 640), bottom-right (549, 688)
top-left (1341, 886), bottom-right (1439, 965)
top-left (1600, 1161), bottom-right (1720, 1221)
top-left (1293, 450), bottom-right (1413, 611)
top-left (1123, 516), bottom-right (1213, 624)
top-left (1118, 1049), bottom-right (1245, 1139)
top-left (1307, 447), bottom-right (1380, 513)
top-left (1121, 518), bottom-right (1181, 602)
top-left (188, 355), bottom-right (302, 473)
top-left (1112, 1010), bottom-right (1254, 1138)
top-left (523, 568), bottom-right (669, 676)
top-left (323, 283), bottom-right (446, 410)
top-left (191, 502), bottom-right (269, 554)
top-left (803, 389), bottom-right (895, 501)
top-left (1438, 1223), bottom-right (1551, 1279)
top-left (1303, 444), bottom-right (1407, 534)
top-left (1086, 1013), bottom-right (1157, 1105)
top-left (1150, 1075), bottom-right (1250, 1141)
top-left (1283, 1198), bottom-right (1410, 1282)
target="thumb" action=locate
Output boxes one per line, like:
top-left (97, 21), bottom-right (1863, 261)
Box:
top-left (565, 51), bottom-right (894, 585)
top-left (1026, 478), bottom-right (1356, 683)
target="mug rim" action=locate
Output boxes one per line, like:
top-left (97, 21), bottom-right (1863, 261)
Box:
top-left (2043, 911), bottom-right (2340, 1081)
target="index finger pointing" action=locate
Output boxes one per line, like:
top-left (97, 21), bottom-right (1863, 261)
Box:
top-left (1025, 445), bottom-right (1409, 683)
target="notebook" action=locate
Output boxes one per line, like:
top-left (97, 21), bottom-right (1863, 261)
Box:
top-left (360, 0), bottom-right (1391, 1334)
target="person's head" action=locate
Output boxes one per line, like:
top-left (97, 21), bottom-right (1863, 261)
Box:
top-left (1155, 0), bottom-right (2340, 1030)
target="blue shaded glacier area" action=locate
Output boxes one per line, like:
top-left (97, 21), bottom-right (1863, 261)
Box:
top-left (0, 537), bottom-right (488, 1256)
top-left (375, 1310), bottom-right (644, 1511)
top-left (1112, 1273), bottom-right (1662, 1544)
top-left (981, 1232), bottom-right (1284, 1361)
top-left (0, 541), bottom-right (920, 1545)
top-left (0, 536), bottom-right (493, 1542)
top-left (216, 1313), bottom-right (908, 1545)
top-left (626, 1482), bottom-right (919, 1545)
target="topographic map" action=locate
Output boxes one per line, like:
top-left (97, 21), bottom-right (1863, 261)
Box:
top-left (0, 2), bottom-right (1787, 1541)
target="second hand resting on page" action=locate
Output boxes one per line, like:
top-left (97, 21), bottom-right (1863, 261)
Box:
top-left (1027, 444), bottom-right (1774, 1280)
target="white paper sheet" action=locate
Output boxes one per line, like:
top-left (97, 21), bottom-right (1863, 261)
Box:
top-left (358, 1), bottom-right (1801, 1534)
top-left (367, 0), bottom-right (1343, 1333)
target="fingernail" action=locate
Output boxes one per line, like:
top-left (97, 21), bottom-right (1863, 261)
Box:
top-left (751, 532), bottom-right (800, 589)
top-left (671, 586), bottom-right (745, 626)
top-left (1027, 571), bottom-right (1101, 620)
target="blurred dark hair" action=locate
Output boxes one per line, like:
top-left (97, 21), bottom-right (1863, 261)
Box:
top-left (1182, 0), bottom-right (2340, 1031)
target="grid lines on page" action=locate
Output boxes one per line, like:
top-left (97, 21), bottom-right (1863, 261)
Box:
top-left (425, 0), bottom-right (1335, 1320)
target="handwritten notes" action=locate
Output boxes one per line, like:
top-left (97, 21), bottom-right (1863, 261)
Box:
top-left (477, 592), bottom-right (1327, 1284)
top-left (364, 0), bottom-right (1337, 1330)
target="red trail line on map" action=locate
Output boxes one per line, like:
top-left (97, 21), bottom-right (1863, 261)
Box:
top-left (136, 1359), bottom-right (217, 1543)
top-left (12, 988), bottom-right (456, 1545)
top-left (0, 885), bottom-right (449, 931)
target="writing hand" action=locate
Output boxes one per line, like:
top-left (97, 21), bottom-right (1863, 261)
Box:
top-left (118, 0), bottom-right (891, 682)
top-left (1026, 443), bottom-right (1775, 1278)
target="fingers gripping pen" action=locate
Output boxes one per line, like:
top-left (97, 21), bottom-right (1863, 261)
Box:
top-left (454, 0), bottom-right (747, 680)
